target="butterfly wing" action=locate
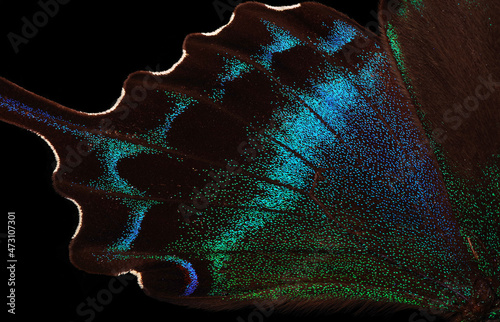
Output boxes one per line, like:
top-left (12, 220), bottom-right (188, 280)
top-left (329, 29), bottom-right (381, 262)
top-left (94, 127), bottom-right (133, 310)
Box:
top-left (379, 0), bottom-right (500, 318)
top-left (0, 1), bottom-right (491, 318)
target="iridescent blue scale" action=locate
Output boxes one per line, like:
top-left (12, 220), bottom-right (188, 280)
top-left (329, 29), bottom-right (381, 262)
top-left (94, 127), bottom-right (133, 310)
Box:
top-left (0, 1), bottom-right (498, 321)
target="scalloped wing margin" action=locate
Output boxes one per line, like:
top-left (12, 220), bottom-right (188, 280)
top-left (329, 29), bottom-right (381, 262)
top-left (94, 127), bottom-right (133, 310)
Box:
top-left (0, 1), bottom-right (479, 317)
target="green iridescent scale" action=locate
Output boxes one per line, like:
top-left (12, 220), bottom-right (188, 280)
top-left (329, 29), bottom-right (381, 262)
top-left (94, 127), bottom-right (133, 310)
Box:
top-left (0, 0), bottom-right (498, 321)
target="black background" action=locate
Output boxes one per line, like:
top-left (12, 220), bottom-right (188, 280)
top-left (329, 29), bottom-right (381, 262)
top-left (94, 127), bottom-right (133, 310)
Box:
top-left (0, 0), bottom-right (440, 321)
